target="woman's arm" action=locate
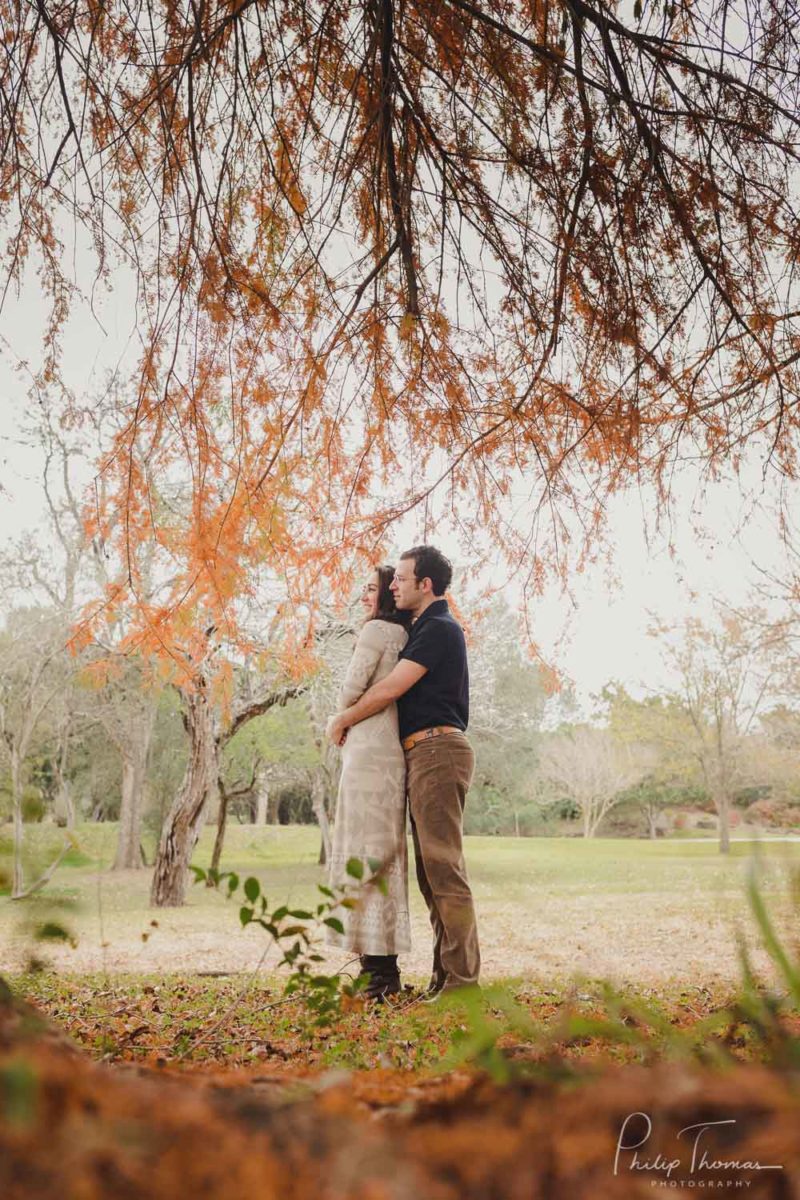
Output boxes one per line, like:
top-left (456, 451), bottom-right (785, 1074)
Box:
top-left (336, 622), bottom-right (385, 709)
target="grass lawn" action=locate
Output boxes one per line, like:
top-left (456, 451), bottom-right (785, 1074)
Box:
top-left (2, 822), bottom-right (799, 990)
top-left (3, 822), bottom-right (800, 1080)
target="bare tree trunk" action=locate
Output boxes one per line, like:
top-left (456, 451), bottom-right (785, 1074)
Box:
top-left (150, 681), bottom-right (216, 907)
top-left (53, 721), bottom-right (75, 829)
top-left (646, 804), bottom-right (658, 840)
top-left (311, 768), bottom-right (332, 866)
top-left (113, 752), bottom-right (146, 870)
top-left (255, 781), bottom-right (269, 825)
top-left (11, 750), bottom-right (24, 899)
top-left (208, 777), bottom-right (229, 882)
top-left (717, 793), bottom-right (731, 854)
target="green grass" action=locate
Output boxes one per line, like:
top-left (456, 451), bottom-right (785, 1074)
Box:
top-left (2, 822), bottom-right (799, 989)
top-left (4, 821), bottom-right (799, 908)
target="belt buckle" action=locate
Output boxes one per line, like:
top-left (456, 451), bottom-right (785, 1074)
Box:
top-left (424, 727), bottom-right (436, 740)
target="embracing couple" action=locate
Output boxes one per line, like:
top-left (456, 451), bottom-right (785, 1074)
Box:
top-left (325, 545), bottom-right (480, 1002)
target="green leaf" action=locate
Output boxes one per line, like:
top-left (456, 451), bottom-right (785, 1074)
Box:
top-left (289, 909), bottom-right (312, 920)
top-left (317, 884), bottom-right (335, 898)
top-left (243, 877), bottom-right (260, 903)
top-left (239, 906), bottom-right (254, 927)
top-left (189, 866), bottom-right (206, 883)
top-left (226, 872), bottom-right (240, 895)
top-left (366, 857), bottom-right (382, 875)
top-left (272, 905), bottom-right (289, 921)
top-left (323, 917), bottom-right (344, 934)
top-left (345, 857), bottom-right (364, 880)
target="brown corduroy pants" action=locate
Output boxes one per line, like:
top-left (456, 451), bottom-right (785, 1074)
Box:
top-left (405, 731), bottom-right (480, 989)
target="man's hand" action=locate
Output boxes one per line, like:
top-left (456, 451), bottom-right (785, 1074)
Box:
top-left (326, 713), bottom-right (348, 747)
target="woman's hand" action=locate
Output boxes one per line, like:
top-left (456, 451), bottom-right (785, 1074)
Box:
top-left (326, 713), bottom-right (348, 747)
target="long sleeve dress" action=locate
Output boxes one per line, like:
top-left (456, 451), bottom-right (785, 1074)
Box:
top-left (325, 618), bottom-right (411, 956)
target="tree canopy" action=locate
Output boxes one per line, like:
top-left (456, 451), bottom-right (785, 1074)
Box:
top-left (2, 0), bottom-right (799, 649)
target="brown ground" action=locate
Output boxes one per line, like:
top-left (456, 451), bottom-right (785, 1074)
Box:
top-left (1, 985), bottom-right (799, 1200)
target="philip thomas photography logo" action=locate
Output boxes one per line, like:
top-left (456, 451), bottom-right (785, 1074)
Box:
top-left (614, 1112), bottom-right (784, 1190)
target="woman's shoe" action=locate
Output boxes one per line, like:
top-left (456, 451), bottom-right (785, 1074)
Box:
top-left (358, 954), bottom-right (401, 1001)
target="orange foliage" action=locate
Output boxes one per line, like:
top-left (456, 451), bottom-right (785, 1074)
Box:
top-left (0, 0), bottom-right (798, 666)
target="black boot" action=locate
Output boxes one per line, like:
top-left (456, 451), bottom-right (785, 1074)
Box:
top-left (358, 954), bottom-right (401, 1001)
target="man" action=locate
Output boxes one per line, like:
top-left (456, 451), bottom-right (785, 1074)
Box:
top-left (327, 545), bottom-right (480, 997)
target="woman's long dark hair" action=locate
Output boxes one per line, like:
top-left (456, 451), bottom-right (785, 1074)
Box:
top-left (372, 564), bottom-right (412, 630)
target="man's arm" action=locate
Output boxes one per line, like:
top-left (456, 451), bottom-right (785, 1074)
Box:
top-left (327, 659), bottom-right (426, 744)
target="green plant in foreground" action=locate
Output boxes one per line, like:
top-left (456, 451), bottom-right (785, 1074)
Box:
top-left (192, 855), bottom-right (388, 1024)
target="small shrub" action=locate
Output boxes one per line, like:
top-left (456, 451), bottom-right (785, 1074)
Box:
top-left (745, 798), bottom-right (800, 829)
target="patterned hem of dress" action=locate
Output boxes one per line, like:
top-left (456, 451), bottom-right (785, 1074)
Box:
top-left (324, 933), bottom-right (412, 955)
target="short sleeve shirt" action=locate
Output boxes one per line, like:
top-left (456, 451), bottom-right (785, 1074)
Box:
top-left (397, 599), bottom-right (469, 740)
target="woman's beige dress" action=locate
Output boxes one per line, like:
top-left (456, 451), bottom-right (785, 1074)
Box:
top-left (326, 619), bottom-right (411, 956)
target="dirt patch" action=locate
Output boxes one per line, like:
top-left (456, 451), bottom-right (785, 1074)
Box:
top-left (1, 885), bottom-right (787, 989)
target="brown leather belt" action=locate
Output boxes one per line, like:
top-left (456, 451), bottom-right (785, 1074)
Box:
top-left (402, 725), bottom-right (463, 751)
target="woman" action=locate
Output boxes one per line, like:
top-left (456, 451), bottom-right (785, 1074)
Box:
top-left (325, 565), bottom-right (411, 1000)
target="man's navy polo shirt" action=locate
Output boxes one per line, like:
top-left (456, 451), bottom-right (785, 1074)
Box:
top-left (397, 599), bottom-right (469, 741)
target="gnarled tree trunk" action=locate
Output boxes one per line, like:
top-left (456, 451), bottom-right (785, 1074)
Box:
top-left (150, 680), bottom-right (216, 907)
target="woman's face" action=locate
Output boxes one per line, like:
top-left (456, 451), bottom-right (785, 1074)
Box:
top-left (360, 571), bottom-right (380, 620)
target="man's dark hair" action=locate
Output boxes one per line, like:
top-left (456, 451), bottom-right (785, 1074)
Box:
top-left (372, 564), bottom-right (412, 629)
top-left (400, 545), bottom-right (453, 596)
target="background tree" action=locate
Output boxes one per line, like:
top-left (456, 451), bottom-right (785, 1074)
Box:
top-left (0, 609), bottom-right (74, 897)
top-left (467, 599), bottom-right (549, 835)
top-left (209, 694), bottom-right (319, 878)
top-left (77, 654), bottom-right (162, 870)
top-left (602, 684), bottom-right (700, 837)
top-left (655, 610), bottom-right (779, 854)
top-left (539, 722), bottom-right (648, 838)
